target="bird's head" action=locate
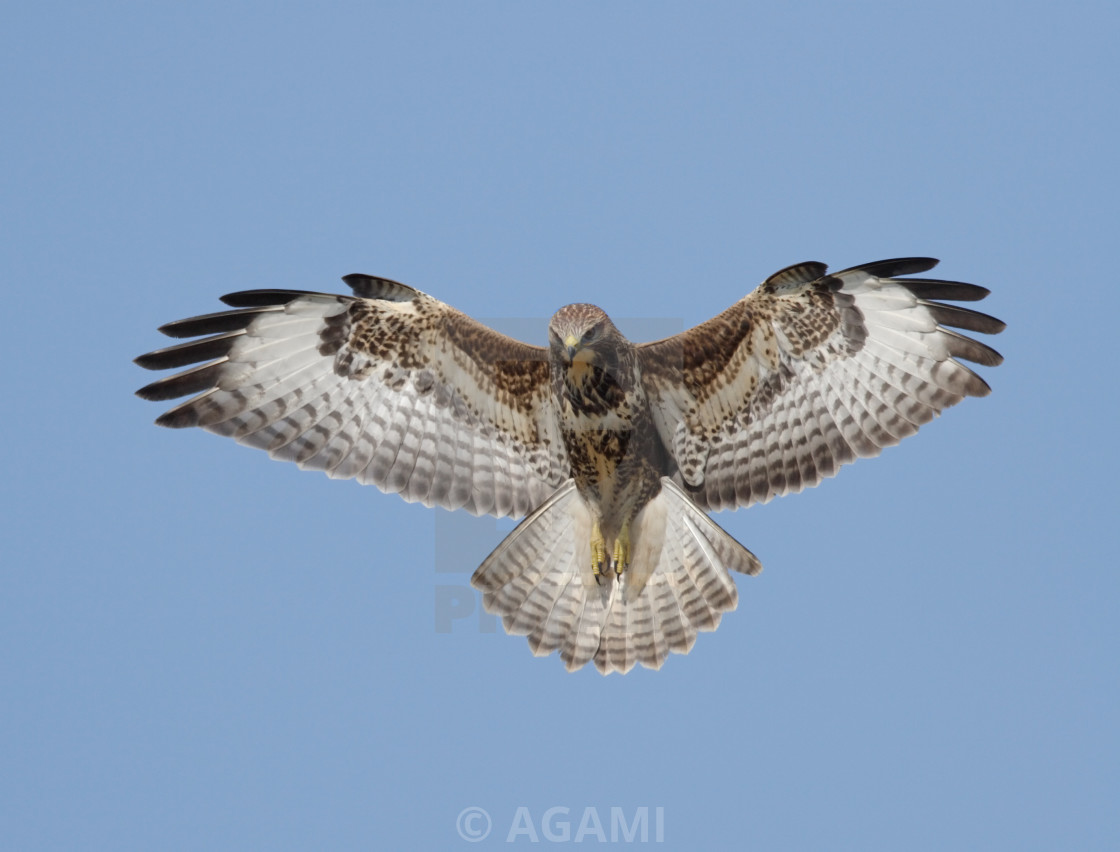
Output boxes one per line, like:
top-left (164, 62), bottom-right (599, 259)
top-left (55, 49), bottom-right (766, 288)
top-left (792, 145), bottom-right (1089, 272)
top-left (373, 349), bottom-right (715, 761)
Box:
top-left (549, 303), bottom-right (616, 368)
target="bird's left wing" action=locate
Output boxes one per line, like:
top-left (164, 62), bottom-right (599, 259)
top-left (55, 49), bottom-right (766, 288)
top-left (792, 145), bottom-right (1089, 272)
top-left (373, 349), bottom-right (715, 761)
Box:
top-left (136, 275), bottom-right (569, 518)
top-left (637, 258), bottom-right (1005, 512)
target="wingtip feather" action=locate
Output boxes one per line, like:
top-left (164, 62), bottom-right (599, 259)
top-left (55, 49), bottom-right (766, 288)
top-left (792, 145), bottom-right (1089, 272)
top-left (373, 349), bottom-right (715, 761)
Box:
top-left (219, 289), bottom-right (311, 308)
top-left (840, 257), bottom-right (941, 278)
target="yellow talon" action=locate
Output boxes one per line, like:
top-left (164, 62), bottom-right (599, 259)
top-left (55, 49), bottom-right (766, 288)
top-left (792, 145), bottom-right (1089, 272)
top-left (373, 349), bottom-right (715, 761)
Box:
top-left (613, 523), bottom-right (631, 575)
top-left (590, 521), bottom-right (607, 576)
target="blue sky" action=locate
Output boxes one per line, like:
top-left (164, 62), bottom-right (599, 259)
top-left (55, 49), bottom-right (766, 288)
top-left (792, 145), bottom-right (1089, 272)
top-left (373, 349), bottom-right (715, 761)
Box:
top-left (3, 1), bottom-right (1118, 849)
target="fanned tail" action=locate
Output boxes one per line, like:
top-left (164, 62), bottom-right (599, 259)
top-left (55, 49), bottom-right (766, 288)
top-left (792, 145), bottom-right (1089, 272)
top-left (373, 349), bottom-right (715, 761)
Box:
top-left (471, 478), bottom-right (761, 674)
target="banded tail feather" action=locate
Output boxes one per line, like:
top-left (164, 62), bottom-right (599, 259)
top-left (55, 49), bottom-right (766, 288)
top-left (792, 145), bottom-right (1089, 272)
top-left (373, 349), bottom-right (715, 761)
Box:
top-left (472, 478), bottom-right (761, 674)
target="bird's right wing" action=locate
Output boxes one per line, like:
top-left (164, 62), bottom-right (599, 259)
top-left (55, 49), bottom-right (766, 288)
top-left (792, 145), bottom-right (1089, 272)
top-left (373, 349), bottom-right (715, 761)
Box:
top-left (136, 274), bottom-right (570, 518)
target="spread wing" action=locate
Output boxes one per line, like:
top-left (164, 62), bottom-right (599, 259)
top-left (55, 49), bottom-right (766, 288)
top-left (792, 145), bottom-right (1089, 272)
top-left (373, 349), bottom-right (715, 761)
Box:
top-left (136, 275), bottom-right (569, 518)
top-left (638, 258), bottom-right (1005, 512)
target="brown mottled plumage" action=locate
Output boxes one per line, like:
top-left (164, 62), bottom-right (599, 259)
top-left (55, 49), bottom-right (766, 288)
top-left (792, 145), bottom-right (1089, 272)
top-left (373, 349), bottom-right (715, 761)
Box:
top-left (136, 258), bottom-right (1004, 674)
top-left (546, 304), bottom-right (663, 567)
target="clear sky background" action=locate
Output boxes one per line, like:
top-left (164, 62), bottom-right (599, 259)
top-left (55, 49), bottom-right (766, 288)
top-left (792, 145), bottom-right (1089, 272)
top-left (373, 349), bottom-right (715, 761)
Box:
top-left (3, 1), bottom-right (1118, 849)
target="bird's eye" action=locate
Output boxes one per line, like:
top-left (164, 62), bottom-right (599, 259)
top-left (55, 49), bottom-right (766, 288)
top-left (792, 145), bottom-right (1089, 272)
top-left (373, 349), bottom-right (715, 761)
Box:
top-left (581, 327), bottom-right (597, 343)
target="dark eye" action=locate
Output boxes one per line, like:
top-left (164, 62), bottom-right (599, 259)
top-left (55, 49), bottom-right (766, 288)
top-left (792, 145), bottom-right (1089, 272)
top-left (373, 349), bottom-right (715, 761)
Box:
top-left (581, 326), bottom-right (598, 343)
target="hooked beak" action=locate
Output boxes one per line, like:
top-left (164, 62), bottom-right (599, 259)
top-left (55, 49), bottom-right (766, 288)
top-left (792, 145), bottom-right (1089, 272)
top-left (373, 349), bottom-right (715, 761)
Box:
top-left (563, 334), bottom-right (580, 363)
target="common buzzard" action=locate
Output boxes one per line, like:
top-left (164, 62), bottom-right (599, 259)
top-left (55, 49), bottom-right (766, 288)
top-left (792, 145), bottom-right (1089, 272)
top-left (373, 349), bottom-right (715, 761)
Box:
top-left (136, 258), bottom-right (1003, 674)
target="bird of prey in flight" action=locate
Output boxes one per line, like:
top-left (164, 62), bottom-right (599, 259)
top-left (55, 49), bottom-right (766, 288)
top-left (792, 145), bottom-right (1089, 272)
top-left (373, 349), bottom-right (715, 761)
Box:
top-left (136, 257), bottom-right (1003, 674)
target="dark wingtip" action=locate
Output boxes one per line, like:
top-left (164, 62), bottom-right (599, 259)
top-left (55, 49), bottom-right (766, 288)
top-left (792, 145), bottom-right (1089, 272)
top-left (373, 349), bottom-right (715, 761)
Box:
top-left (847, 257), bottom-right (940, 278)
top-left (220, 290), bottom-right (308, 308)
top-left (153, 407), bottom-right (200, 428)
top-left (134, 362), bottom-right (223, 402)
top-left (965, 376), bottom-right (993, 398)
top-left (900, 279), bottom-right (992, 303)
top-left (942, 329), bottom-right (1004, 367)
top-left (135, 381), bottom-right (166, 401)
top-left (134, 332), bottom-right (240, 371)
top-left (926, 303), bottom-right (1007, 335)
